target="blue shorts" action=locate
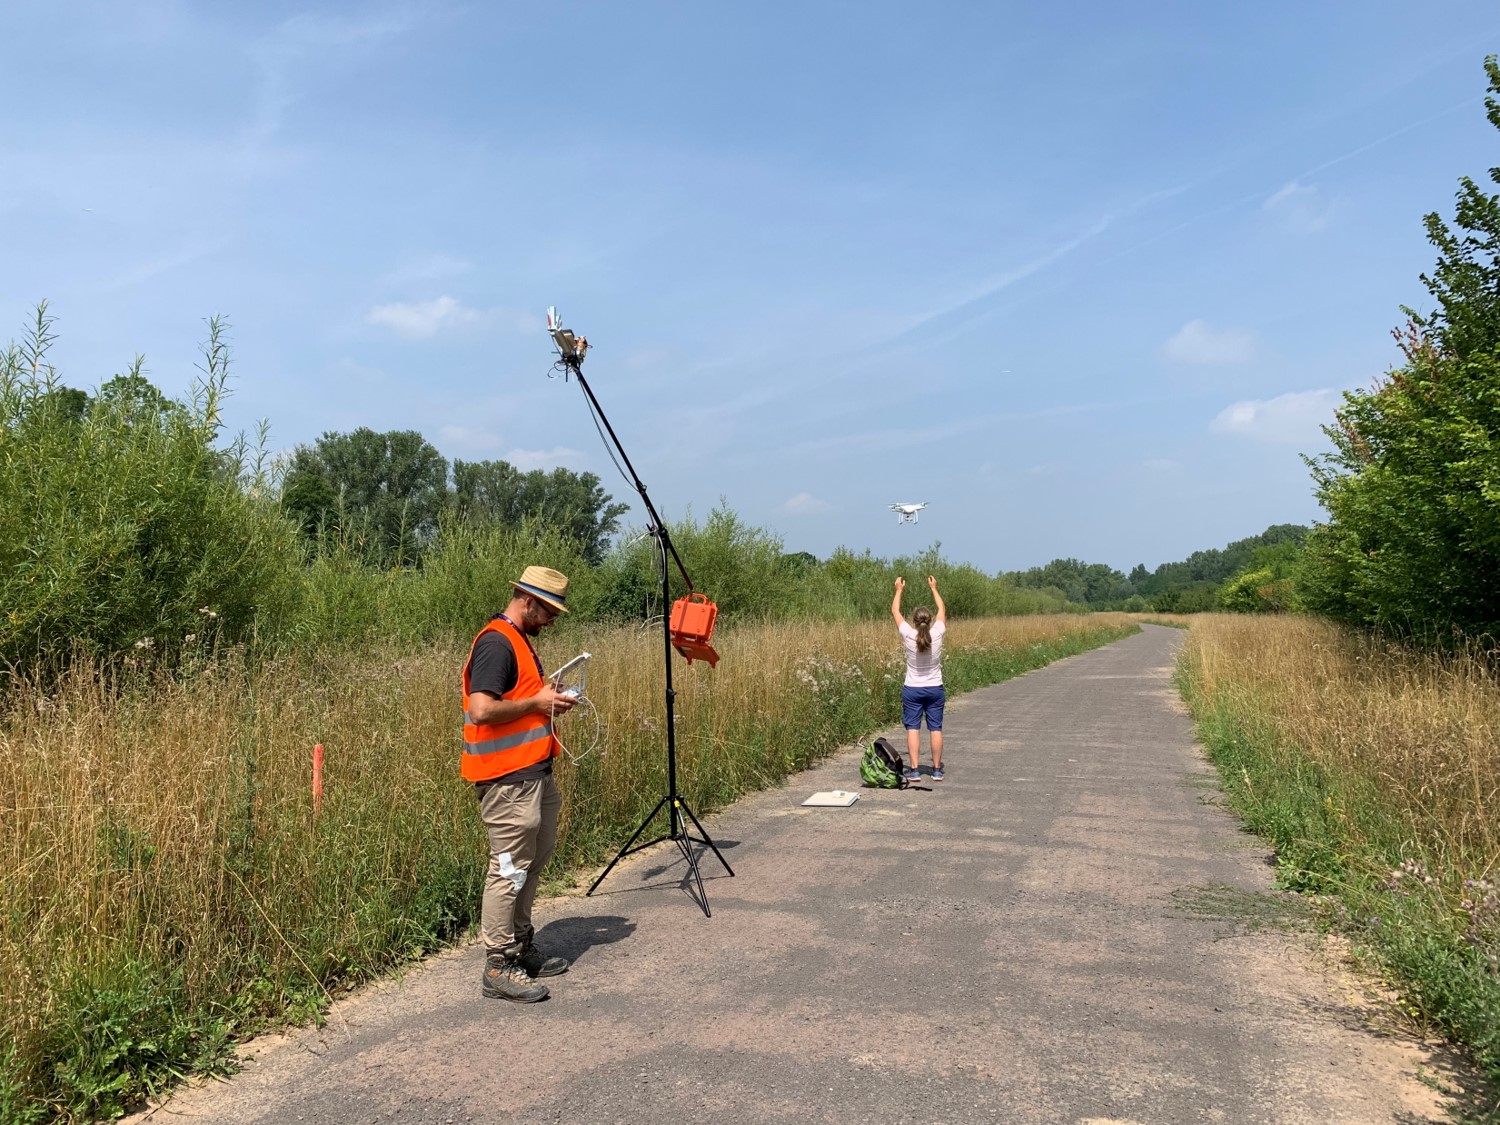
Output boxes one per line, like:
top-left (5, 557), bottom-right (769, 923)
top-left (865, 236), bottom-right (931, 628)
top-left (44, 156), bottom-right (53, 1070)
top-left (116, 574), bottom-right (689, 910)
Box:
top-left (901, 685), bottom-right (945, 731)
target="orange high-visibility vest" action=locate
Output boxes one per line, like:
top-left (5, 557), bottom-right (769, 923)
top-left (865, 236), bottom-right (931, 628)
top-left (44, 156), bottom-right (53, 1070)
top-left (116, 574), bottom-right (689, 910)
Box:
top-left (461, 616), bottom-right (558, 782)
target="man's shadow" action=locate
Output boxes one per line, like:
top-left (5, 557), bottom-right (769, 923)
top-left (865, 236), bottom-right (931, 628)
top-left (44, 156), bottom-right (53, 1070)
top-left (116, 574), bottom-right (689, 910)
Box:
top-left (533, 915), bottom-right (635, 968)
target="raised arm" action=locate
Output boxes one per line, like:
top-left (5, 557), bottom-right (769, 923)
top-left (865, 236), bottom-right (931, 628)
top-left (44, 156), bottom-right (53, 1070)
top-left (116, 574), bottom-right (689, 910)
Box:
top-left (928, 575), bottom-right (947, 625)
top-left (891, 576), bottom-right (906, 626)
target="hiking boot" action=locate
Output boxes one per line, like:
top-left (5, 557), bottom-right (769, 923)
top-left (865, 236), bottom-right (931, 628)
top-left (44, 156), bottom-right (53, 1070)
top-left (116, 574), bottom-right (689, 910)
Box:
top-left (482, 954), bottom-right (549, 1003)
top-left (931, 766), bottom-right (945, 781)
top-left (517, 941), bottom-right (570, 978)
top-left (902, 767), bottom-right (920, 783)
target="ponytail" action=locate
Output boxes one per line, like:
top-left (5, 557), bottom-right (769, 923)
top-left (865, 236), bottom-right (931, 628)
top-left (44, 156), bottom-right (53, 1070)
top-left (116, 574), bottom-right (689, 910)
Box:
top-left (913, 607), bottom-right (933, 653)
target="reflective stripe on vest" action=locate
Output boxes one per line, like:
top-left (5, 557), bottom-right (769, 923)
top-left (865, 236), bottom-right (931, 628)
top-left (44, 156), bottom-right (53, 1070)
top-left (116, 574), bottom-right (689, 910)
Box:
top-left (460, 616), bottom-right (559, 782)
top-left (462, 719), bottom-right (554, 756)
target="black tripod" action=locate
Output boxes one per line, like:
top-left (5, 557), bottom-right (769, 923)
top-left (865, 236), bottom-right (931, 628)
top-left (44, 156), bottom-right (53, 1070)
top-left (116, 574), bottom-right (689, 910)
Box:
top-left (552, 332), bottom-right (734, 917)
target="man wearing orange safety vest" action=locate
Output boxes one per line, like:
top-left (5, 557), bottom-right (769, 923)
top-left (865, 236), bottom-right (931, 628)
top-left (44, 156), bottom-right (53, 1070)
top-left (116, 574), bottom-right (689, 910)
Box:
top-left (462, 565), bottom-right (578, 1003)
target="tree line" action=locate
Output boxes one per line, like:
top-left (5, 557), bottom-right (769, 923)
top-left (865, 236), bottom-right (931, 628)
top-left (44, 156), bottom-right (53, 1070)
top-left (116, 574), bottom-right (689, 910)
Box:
top-left (0, 294), bottom-right (1320, 684)
top-left (0, 323), bottom-right (1084, 675)
top-left (999, 524), bottom-right (1309, 613)
top-left (280, 428), bottom-right (628, 566)
top-left (279, 425), bottom-right (1314, 617)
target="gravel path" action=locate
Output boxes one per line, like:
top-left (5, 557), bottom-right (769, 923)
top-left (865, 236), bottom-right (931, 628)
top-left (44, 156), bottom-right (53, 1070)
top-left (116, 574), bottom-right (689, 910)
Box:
top-left (131, 625), bottom-right (1457, 1124)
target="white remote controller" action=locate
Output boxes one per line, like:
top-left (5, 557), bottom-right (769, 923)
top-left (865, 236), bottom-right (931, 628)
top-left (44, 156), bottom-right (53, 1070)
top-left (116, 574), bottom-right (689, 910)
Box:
top-left (551, 652), bottom-right (590, 702)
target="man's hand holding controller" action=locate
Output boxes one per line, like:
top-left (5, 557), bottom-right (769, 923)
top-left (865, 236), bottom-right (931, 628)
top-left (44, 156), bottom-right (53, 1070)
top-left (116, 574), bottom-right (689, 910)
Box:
top-left (537, 683), bottom-right (579, 713)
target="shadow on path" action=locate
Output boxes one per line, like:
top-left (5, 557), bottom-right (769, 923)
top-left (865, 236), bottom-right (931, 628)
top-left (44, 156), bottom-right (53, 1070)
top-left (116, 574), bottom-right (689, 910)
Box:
top-left (533, 914), bottom-right (635, 967)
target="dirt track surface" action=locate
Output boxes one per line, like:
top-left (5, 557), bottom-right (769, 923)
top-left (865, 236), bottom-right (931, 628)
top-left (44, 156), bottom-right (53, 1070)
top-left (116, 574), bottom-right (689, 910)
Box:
top-left (134, 625), bottom-right (1458, 1124)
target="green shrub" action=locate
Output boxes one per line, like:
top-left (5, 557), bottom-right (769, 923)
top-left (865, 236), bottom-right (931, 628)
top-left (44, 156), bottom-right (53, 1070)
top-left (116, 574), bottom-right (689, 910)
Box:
top-left (595, 502), bottom-right (823, 623)
top-left (1301, 342), bottom-right (1500, 642)
top-left (0, 1044), bottom-right (47, 1125)
top-left (1299, 59), bottom-right (1500, 645)
top-left (0, 308), bottom-right (301, 674)
top-left (38, 953), bottom-right (229, 1122)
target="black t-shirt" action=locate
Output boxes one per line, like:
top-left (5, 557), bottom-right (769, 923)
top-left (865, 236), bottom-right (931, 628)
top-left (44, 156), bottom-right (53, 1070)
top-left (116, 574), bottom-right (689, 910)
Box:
top-left (468, 629), bottom-right (519, 698)
top-left (467, 617), bottom-right (552, 784)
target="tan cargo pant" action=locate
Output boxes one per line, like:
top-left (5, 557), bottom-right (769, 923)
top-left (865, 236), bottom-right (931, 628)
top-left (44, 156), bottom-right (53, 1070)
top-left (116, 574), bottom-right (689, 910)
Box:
top-left (476, 773), bottom-right (561, 958)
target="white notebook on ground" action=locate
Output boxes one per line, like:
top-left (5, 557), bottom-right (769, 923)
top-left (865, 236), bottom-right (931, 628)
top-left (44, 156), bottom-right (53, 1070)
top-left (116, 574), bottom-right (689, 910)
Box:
top-left (802, 790), bottom-right (859, 807)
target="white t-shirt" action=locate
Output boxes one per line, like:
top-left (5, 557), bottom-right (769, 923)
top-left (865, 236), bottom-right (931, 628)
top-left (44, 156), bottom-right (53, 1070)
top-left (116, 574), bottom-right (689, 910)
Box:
top-left (898, 620), bottom-right (945, 687)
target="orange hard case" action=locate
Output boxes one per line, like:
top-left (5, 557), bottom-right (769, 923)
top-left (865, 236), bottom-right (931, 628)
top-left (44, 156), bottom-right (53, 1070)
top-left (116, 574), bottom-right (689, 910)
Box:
top-left (670, 593), bottom-right (720, 667)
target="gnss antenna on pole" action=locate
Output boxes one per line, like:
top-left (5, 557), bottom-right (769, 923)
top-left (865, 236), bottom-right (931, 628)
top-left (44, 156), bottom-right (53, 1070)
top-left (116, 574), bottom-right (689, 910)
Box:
top-left (545, 306), bottom-right (733, 917)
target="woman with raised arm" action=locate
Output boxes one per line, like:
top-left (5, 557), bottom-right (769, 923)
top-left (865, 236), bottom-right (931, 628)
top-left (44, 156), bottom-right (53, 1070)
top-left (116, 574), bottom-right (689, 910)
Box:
top-left (891, 574), bottom-right (948, 782)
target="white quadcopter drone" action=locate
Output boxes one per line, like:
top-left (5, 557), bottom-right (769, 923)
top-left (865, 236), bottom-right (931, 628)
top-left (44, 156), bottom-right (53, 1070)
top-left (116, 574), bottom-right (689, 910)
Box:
top-left (890, 502), bottom-right (928, 525)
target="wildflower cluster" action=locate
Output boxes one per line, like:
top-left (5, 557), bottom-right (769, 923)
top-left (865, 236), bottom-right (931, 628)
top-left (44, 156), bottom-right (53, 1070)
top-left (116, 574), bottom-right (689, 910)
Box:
top-left (1460, 878), bottom-right (1497, 915)
top-left (1385, 857), bottom-right (1437, 893)
top-left (1460, 878), bottom-right (1498, 960)
top-left (792, 654), bottom-right (864, 697)
top-left (879, 654), bottom-right (903, 683)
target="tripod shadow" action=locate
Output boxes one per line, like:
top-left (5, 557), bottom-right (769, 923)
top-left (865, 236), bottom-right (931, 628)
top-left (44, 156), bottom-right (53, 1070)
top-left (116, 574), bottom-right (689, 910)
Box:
top-left (533, 915), bottom-right (635, 968)
top-left (640, 837), bottom-right (739, 882)
top-left (588, 836), bottom-right (736, 917)
top-left (642, 834), bottom-right (741, 888)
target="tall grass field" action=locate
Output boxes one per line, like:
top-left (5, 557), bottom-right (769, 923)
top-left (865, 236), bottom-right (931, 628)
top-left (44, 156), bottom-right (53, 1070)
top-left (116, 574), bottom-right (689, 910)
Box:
top-left (0, 614), bottom-right (1135, 1122)
top-left (1177, 615), bottom-right (1500, 1096)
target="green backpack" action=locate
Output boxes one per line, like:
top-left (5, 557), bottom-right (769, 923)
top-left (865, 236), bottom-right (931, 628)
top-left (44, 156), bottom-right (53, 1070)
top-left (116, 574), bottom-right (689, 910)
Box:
top-left (860, 736), bottom-right (908, 789)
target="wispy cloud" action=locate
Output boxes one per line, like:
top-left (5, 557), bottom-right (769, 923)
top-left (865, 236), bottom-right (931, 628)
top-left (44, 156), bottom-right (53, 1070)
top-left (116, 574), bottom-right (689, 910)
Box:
top-left (782, 492), bottom-right (831, 515)
top-left (439, 424), bottom-right (502, 453)
top-left (1263, 180), bottom-right (1333, 233)
top-left (895, 218), bottom-right (1112, 342)
top-left (1161, 320), bottom-right (1255, 365)
top-left (660, 385), bottom-right (788, 451)
top-left (1296, 97), bottom-right (1482, 184)
top-left (436, 430), bottom-right (585, 468)
top-left (625, 347), bottom-right (673, 371)
top-left (379, 254), bottom-right (474, 287)
top-left (95, 238), bottom-right (229, 292)
top-left (244, 9), bottom-right (418, 145)
top-left (504, 446), bottom-right (585, 471)
top-left (783, 403), bottom-right (1108, 459)
top-left (367, 296), bottom-right (493, 338)
top-left (1210, 389), bottom-right (1338, 444)
top-left (922, 215), bottom-right (1114, 322)
top-left (878, 182), bottom-right (1192, 352)
top-left (1092, 98), bottom-right (1483, 279)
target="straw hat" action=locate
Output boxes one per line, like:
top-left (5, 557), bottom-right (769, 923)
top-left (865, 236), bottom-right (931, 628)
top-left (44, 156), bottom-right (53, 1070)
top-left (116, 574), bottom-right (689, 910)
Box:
top-left (511, 565), bottom-right (570, 614)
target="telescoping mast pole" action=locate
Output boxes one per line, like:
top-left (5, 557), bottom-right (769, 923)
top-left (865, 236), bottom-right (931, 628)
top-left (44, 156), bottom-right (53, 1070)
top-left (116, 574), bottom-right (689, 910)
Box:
top-left (546, 310), bottom-right (733, 917)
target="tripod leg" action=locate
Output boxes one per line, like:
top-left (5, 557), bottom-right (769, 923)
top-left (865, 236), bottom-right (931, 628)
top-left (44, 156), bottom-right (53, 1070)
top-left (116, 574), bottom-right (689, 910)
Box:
top-left (586, 795), bottom-right (670, 896)
top-left (675, 798), bottom-right (736, 878)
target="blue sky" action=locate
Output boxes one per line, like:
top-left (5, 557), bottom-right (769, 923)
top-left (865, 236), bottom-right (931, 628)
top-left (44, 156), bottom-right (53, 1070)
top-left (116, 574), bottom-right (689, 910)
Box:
top-left (3, 2), bottom-right (1497, 572)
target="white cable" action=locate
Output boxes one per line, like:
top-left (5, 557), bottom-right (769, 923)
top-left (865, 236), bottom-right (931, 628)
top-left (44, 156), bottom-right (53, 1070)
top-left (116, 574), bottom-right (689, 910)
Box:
top-left (550, 692), bottom-right (605, 765)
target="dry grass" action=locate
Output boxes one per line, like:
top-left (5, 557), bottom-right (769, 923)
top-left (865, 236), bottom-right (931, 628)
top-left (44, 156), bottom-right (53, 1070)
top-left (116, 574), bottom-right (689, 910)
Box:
top-left (1178, 613), bottom-right (1500, 1092)
top-left (1182, 614), bottom-right (1499, 871)
top-left (1131, 612), bottom-right (1197, 629)
top-left (0, 613), bottom-right (1131, 1119)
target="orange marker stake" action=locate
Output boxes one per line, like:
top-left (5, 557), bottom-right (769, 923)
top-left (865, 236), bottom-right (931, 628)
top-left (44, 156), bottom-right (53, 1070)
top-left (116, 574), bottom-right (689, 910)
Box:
top-left (312, 743), bottom-right (324, 814)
